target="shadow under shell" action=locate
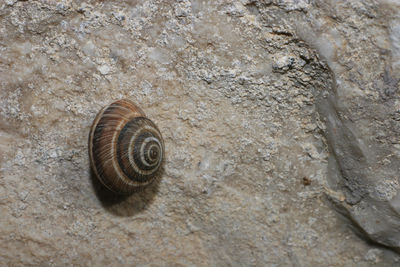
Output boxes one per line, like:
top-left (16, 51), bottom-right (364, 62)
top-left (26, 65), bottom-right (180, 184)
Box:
top-left (89, 167), bottom-right (163, 217)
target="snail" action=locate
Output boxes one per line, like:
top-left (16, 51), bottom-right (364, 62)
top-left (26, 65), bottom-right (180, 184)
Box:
top-left (89, 99), bottom-right (164, 194)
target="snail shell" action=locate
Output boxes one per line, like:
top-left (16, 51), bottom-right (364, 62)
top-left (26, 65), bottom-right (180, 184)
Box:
top-left (89, 99), bottom-right (164, 194)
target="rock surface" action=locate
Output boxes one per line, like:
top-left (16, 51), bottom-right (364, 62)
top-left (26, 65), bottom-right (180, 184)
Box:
top-left (0, 0), bottom-right (399, 265)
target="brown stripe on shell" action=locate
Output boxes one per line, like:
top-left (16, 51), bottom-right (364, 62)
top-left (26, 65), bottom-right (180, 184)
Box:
top-left (89, 99), bottom-right (164, 194)
top-left (116, 117), bottom-right (164, 182)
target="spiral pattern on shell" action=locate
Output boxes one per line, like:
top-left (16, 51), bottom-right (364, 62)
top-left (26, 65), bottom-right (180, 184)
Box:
top-left (89, 99), bottom-right (164, 194)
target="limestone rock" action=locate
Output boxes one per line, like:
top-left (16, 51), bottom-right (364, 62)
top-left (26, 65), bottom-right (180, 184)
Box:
top-left (0, 0), bottom-right (399, 265)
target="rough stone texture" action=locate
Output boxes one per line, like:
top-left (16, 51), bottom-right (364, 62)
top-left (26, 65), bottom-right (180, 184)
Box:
top-left (0, 0), bottom-right (399, 265)
top-left (308, 0), bottom-right (400, 254)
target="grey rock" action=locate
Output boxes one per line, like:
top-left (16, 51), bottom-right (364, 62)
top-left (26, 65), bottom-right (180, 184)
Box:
top-left (0, 0), bottom-right (399, 265)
